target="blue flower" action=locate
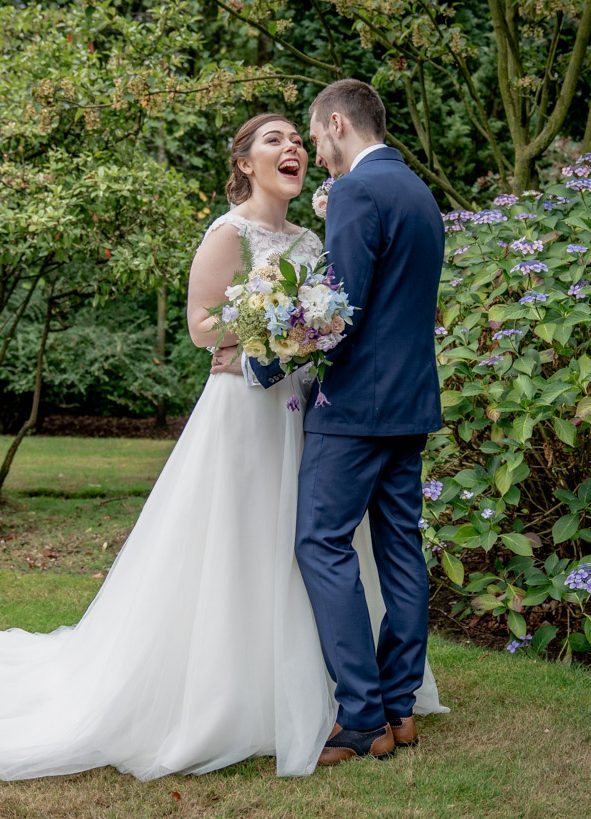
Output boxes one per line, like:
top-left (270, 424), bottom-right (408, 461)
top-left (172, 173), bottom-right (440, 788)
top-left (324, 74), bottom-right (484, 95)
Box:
top-left (519, 292), bottom-right (548, 304)
top-left (422, 480), bottom-right (443, 501)
top-left (481, 508), bottom-right (495, 520)
top-left (565, 563), bottom-right (591, 593)
top-left (566, 179), bottom-right (591, 192)
top-left (514, 213), bottom-right (537, 220)
top-left (434, 326), bottom-right (448, 336)
top-left (510, 237), bottom-right (544, 255)
top-left (492, 329), bottom-right (524, 340)
top-left (478, 355), bottom-right (504, 366)
top-left (566, 244), bottom-right (588, 254)
top-left (471, 209), bottom-right (507, 225)
top-left (418, 517), bottom-right (429, 530)
top-left (453, 245), bottom-right (470, 256)
top-left (460, 490), bottom-right (474, 500)
top-left (493, 193), bottom-right (519, 206)
top-left (506, 634), bottom-right (532, 653)
top-left (510, 260), bottom-right (548, 275)
top-left (567, 280), bottom-right (589, 299)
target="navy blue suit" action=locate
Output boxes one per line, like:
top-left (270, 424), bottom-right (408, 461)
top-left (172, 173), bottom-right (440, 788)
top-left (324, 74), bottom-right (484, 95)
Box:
top-left (251, 147), bottom-right (444, 728)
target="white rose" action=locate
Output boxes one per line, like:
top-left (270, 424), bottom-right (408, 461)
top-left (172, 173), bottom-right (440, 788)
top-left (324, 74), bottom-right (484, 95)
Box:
top-left (298, 284), bottom-right (332, 328)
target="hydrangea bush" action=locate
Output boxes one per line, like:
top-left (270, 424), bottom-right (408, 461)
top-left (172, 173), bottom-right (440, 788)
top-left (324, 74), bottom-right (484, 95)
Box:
top-left (423, 155), bottom-right (591, 661)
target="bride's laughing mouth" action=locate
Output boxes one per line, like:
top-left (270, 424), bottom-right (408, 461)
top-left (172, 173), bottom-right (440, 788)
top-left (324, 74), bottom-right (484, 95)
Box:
top-left (277, 159), bottom-right (301, 179)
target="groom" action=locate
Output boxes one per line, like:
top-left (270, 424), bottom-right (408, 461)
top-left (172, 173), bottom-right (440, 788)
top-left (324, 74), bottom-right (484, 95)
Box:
top-left (216, 80), bottom-right (444, 764)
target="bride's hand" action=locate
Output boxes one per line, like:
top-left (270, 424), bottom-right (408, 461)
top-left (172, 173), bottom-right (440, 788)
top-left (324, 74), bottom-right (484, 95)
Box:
top-left (210, 345), bottom-right (242, 376)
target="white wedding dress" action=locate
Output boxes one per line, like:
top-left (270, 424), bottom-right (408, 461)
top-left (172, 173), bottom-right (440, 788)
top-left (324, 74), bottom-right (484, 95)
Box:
top-left (0, 214), bottom-right (447, 782)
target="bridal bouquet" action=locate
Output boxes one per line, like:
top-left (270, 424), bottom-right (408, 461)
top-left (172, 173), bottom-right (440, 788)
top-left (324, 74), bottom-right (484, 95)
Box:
top-left (311, 177), bottom-right (335, 219)
top-left (216, 238), bottom-right (354, 409)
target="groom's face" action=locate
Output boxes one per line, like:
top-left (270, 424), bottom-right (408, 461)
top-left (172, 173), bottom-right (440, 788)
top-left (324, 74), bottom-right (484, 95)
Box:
top-left (309, 112), bottom-right (346, 178)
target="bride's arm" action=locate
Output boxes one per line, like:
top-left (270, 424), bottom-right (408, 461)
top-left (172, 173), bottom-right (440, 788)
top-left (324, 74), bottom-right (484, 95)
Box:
top-left (187, 223), bottom-right (242, 349)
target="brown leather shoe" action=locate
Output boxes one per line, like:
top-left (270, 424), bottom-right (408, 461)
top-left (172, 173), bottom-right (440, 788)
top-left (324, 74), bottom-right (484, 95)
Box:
top-left (389, 716), bottom-right (419, 747)
top-left (318, 723), bottom-right (395, 766)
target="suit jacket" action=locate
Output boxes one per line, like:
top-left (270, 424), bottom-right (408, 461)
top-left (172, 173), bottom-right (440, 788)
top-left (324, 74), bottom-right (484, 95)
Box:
top-left (250, 147), bottom-right (444, 437)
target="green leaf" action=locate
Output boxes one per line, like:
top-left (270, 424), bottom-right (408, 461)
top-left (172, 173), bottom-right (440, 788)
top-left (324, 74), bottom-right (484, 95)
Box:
top-left (494, 464), bottom-right (513, 496)
top-left (522, 588), bottom-right (550, 606)
top-left (441, 390), bottom-right (465, 407)
top-left (501, 532), bottom-right (534, 556)
top-left (472, 593), bottom-right (501, 612)
top-left (530, 624), bottom-right (558, 653)
top-left (553, 417), bottom-right (577, 447)
top-left (569, 632), bottom-right (591, 653)
top-left (279, 257), bottom-right (297, 285)
top-left (512, 414), bottom-right (534, 443)
top-left (584, 617), bottom-right (591, 645)
top-left (508, 610), bottom-right (527, 639)
top-left (551, 514), bottom-right (580, 545)
top-left (534, 322), bottom-right (556, 343)
top-left (442, 551), bottom-right (464, 586)
top-left (576, 396), bottom-right (591, 421)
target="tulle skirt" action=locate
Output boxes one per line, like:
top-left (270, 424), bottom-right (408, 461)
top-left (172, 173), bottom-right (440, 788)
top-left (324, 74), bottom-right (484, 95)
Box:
top-left (0, 373), bottom-right (447, 781)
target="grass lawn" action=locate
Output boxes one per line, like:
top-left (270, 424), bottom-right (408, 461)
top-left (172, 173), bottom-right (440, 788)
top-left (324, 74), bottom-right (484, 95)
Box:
top-left (1, 435), bottom-right (590, 818)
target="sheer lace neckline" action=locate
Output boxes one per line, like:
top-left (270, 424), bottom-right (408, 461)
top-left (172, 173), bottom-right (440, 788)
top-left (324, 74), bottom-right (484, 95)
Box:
top-left (228, 213), bottom-right (304, 237)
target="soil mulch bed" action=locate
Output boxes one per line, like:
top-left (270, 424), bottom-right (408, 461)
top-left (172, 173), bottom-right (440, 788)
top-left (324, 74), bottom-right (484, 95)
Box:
top-left (38, 414), bottom-right (190, 440)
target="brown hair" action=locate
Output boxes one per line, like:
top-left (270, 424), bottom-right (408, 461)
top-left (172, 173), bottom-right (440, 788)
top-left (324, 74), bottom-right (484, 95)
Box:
top-left (225, 113), bottom-right (296, 205)
top-left (309, 80), bottom-right (386, 141)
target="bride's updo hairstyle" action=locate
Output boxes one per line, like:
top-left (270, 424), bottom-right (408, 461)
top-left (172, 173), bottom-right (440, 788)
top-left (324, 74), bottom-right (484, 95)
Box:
top-left (226, 113), bottom-right (297, 205)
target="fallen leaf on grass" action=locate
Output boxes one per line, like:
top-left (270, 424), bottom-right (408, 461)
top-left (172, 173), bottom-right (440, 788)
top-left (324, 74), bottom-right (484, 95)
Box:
top-left (170, 791), bottom-right (182, 801)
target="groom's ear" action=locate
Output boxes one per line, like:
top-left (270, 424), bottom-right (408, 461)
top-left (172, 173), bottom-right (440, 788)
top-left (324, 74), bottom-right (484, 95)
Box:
top-left (330, 112), bottom-right (345, 138)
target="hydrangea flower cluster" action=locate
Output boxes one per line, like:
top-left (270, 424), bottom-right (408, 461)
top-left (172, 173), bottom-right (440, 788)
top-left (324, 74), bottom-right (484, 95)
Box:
top-left (471, 209), bottom-right (507, 225)
top-left (492, 329), bottom-right (524, 340)
top-left (418, 517), bottom-right (429, 530)
top-left (519, 291), bottom-right (548, 304)
top-left (567, 280), bottom-right (589, 299)
top-left (506, 635), bottom-right (532, 653)
top-left (422, 479), bottom-right (443, 501)
top-left (562, 155), bottom-right (591, 178)
top-left (565, 563), bottom-right (591, 593)
top-left (511, 237), bottom-right (544, 255)
top-left (566, 244), bottom-right (588, 254)
top-left (493, 193), bottom-right (519, 206)
top-left (566, 179), bottom-right (591, 192)
top-left (434, 326), bottom-right (448, 336)
top-left (510, 260), bottom-right (548, 275)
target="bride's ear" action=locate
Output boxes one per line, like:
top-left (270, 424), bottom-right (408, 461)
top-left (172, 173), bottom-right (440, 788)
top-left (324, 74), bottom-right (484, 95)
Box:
top-left (237, 158), bottom-right (253, 176)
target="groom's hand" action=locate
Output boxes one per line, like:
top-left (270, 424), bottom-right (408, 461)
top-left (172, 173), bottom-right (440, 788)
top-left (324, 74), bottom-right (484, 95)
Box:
top-left (210, 345), bottom-right (242, 375)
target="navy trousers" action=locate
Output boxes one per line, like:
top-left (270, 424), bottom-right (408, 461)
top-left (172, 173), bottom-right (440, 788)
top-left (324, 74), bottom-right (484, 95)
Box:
top-left (295, 432), bottom-right (429, 730)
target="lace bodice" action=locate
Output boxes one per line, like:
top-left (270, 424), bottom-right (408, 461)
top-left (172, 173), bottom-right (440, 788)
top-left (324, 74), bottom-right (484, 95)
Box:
top-left (204, 212), bottom-right (323, 267)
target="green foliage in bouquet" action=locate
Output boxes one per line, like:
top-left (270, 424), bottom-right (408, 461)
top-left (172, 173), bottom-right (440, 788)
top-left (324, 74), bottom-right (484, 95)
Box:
top-left (422, 159), bottom-right (591, 661)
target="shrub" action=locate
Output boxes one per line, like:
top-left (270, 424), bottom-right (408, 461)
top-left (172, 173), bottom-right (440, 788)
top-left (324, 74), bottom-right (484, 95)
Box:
top-left (423, 156), bottom-right (591, 662)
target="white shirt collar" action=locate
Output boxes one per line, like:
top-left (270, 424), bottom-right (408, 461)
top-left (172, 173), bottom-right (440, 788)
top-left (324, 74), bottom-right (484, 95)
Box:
top-left (350, 143), bottom-right (386, 172)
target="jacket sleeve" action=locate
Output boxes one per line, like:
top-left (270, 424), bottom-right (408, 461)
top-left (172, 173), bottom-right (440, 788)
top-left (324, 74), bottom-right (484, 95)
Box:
top-left (248, 356), bottom-right (285, 389)
top-left (323, 173), bottom-right (381, 360)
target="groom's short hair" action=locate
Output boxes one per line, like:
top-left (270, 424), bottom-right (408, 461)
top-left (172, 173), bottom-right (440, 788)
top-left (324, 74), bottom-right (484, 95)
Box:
top-left (309, 80), bottom-right (386, 141)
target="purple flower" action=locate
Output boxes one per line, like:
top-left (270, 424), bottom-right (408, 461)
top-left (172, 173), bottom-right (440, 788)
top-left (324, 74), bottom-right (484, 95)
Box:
top-left (567, 280), bottom-right (589, 299)
top-left (493, 193), bottom-right (519, 206)
top-left (289, 306), bottom-right (306, 327)
top-left (430, 543), bottom-right (442, 555)
top-left (460, 490), bottom-right (474, 500)
top-left (321, 176), bottom-right (336, 192)
top-left (567, 244), bottom-right (588, 254)
top-left (286, 394), bottom-right (301, 412)
top-left (478, 354), bottom-right (504, 366)
top-left (422, 479), bottom-right (443, 501)
top-left (315, 332), bottom-right (342, 351)
top-left (442, 210), bottom-right (473, 222)
top-left (471, 209), bottom-right (507, 225)
top-left (434, 326), bottom-right (448, 336)
top-left (450, 278), bottom-right (464, 287)
top-left (506, 634), bottom-right (532, 653)
top-left (221, 305), bottom-right (239, 323)
top-left (418, 517), bottom-right (429, 530)
top-left (492, 328), bottom-right (524, 340)
top-left (565, 563), bottom-right (591, 593)
top-left (453, 245), bottom-right (470, 256)
top-left (481, 508), bottom-right (495, 520)
top-left (314, 390), bottom-right (331, 408)
top-left (514, 213), bottom-right (537, 220)
top-left (511, 237), bottom-right (544, 255)
top-left (497, 240), bottom-right (509, 248)
top-left (445, 222), bottom-right (465, 233)
top-left (566, 179), bottom-right (591, 192)
top-left (519, 291), bottom-right (548, 304)
top-left (510, 260), bottom-right (548, 275)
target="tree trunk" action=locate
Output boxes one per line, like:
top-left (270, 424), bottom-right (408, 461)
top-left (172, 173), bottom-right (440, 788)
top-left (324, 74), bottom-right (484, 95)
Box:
top-left (0, 292), bottom-right (52, 494)
top-left (513, 151), bottom-right (538, 194)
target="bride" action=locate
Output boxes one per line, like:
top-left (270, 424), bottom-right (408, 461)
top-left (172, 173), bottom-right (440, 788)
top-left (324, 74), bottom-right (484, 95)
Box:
top-left (0, 113), bottom-right (446, 782)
